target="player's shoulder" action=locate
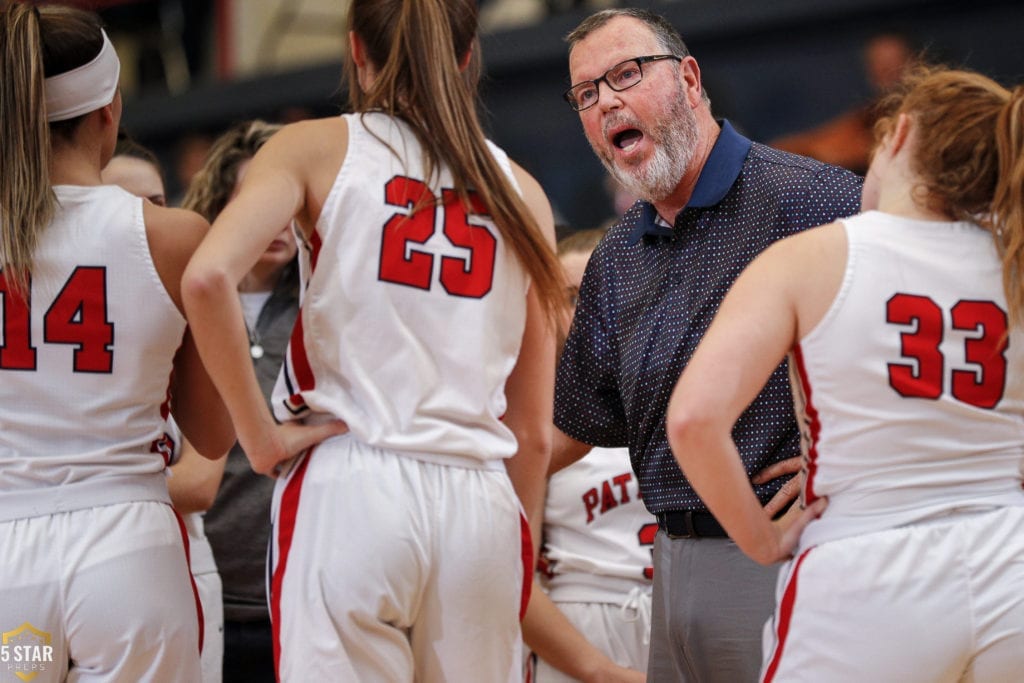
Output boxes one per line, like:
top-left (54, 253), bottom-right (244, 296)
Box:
top-left (143, 203), bottom-right (210, 264)
top-left (261, 116), bottom-right (348, 163)
top-left (144, 203), bottom-right (208, 240)
top-left (251, 117), bottom-right (350, 197)
top-left (281, 115), bottom-right (347, 140)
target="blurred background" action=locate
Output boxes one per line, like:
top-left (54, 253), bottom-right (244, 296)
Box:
top-left (76, 0), bottom-right (1023, 232)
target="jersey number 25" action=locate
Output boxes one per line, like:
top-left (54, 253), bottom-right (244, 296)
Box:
top-left (378, 176), bottom-right (496, 298)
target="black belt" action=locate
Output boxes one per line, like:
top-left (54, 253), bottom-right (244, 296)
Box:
top-left (656, 510), bottom-right (728, 539)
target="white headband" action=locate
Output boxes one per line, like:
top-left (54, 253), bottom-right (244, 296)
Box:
top-left (44, 29), bottom-right (121, 122)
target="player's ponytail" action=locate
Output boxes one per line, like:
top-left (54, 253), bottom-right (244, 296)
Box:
top-left (875, 65), bottom-right (1024, 326)
top-left (0, 3), bottom-right (53, 295)
top-left (345, 0), bottom-right (565, 328)
top-left (992, 85), bottom-right (1024, 328)
top-left (0, 4), bottom-right (105, 295)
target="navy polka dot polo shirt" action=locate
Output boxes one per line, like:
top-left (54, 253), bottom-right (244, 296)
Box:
top-left (555, 120), bottom-right (864, 514)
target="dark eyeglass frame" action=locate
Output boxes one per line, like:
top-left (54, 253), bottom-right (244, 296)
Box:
top-left (564, 54), bottom-right (682, 112)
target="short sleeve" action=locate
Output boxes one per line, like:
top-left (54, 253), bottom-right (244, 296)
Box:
top-left (554, 243), bottom-right (629, 448)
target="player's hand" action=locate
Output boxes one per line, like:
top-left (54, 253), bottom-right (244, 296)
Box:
top-left (754, 456), bottom-right (803, 518)
top-left (767, 496), bottom-right (827, 564)
top-left (244, 419), bottom-right (349, 477)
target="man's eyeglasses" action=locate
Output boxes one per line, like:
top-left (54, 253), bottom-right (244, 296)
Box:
top-left (564, 54), bottom-right (682, 112)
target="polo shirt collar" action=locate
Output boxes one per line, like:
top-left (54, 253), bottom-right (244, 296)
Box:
top-left (626, 119), bottom-right (752, 245)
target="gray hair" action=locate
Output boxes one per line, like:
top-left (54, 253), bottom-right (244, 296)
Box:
top-left (566, 8), bottom-right (711, 107)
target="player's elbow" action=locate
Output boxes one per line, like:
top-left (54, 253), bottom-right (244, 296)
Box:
top-left (192, 423), bottom-right (236, 461)
top-left (516, 424), bottom-right (553, 465)
top-left (666, 395), bottom-right (718, 465)
top-left (181, 260), bottom-right (234, 315)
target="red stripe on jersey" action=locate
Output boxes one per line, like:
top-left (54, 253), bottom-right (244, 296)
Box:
top-left (519, 510), bottom-right (533, 621)
top-left (172, 508), bottom-right (205, 654)
top-left (791, 344), bottom-right (822, 504)
top-left (287, 309), bottom-right (316, 393)
top-left (762, 548), bottom-right (812, 682)
top-left (271, 448), bottom-right (313, 679)
top-left (283, 228), bottom-right (322, 398)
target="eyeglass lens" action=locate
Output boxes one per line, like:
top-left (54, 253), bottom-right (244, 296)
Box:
top-left (568, 58), bottom-right (645, 111)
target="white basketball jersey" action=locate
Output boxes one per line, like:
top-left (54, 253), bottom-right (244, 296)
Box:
top-left (0, 185), bottom-right (184, 521)
top-left (273, 113), bottom-right (529, 464)
top-left (792, 211), bottom-right (1024, 550)
top-left (541, 447), bottom-right (656, 603)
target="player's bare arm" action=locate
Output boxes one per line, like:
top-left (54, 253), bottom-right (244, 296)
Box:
top-left (182, 122), bottom-right (347, 475)
top-left (667, 230), bottom-right (840, 563)
top-left (502, 161), bottom-right (557, 557)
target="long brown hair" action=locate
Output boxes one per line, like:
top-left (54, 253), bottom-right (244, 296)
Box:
top-left (181, 120), bottom-right (282, 222)
top-left (0, 3), bottom-right (104, 294)
top-left (874, 65), bottom-right (1024, 326)
top-left (345, 0), bottom-right (563, 324)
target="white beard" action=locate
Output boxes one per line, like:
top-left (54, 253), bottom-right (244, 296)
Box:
top-left (595, 83), bottom-right (698, 203)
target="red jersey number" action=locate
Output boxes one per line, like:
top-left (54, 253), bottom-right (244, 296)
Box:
top-left (379, 177), bottom-right (496, 298)
top-left (0, 267), bottom-right (114, 373)
top-left (0, 273), bottom-right (37, 370)
top-left (638, 522), bottom-right (657, 580)
top-left (886, 294), bottom-right (1006, 409)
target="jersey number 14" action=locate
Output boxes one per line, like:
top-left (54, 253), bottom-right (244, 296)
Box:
top-left (0, 267), bottom-right (114, 373)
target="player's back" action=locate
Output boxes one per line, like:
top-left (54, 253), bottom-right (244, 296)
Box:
top-left (273, 112), bottom-right (529, 464)
top-left (0, 185), bottom-right (185, 521)
top-left (793, 210), bottom-right (1024, 548)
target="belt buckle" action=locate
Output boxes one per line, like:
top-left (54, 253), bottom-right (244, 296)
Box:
top-left (665, 510), bottom-right (698, 539)
top-left (682, 510), bottom-right (698, 538)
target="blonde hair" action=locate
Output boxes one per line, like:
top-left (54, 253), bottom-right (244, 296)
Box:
top-left (0, 4), bottom-right (104, 294)
top-left (874, 65), bottom-right (1024, 326)
top-left (345, 0), bottom-right (563, 324)
top-left (181, 120), bottom-right (282, 222)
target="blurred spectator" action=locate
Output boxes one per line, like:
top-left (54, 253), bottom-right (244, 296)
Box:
top-left (171, 131), bottom-right (215, 205)
top-left (770, 33), bottom-right (915, 175)
top-left (102, 133), bottom-right (168, 206)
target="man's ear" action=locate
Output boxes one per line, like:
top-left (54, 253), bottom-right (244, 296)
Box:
top-left (680, 56), bottom-right (703, 108)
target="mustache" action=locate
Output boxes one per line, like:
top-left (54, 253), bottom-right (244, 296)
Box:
top-left (602, 115), bottom-right (643, 138)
